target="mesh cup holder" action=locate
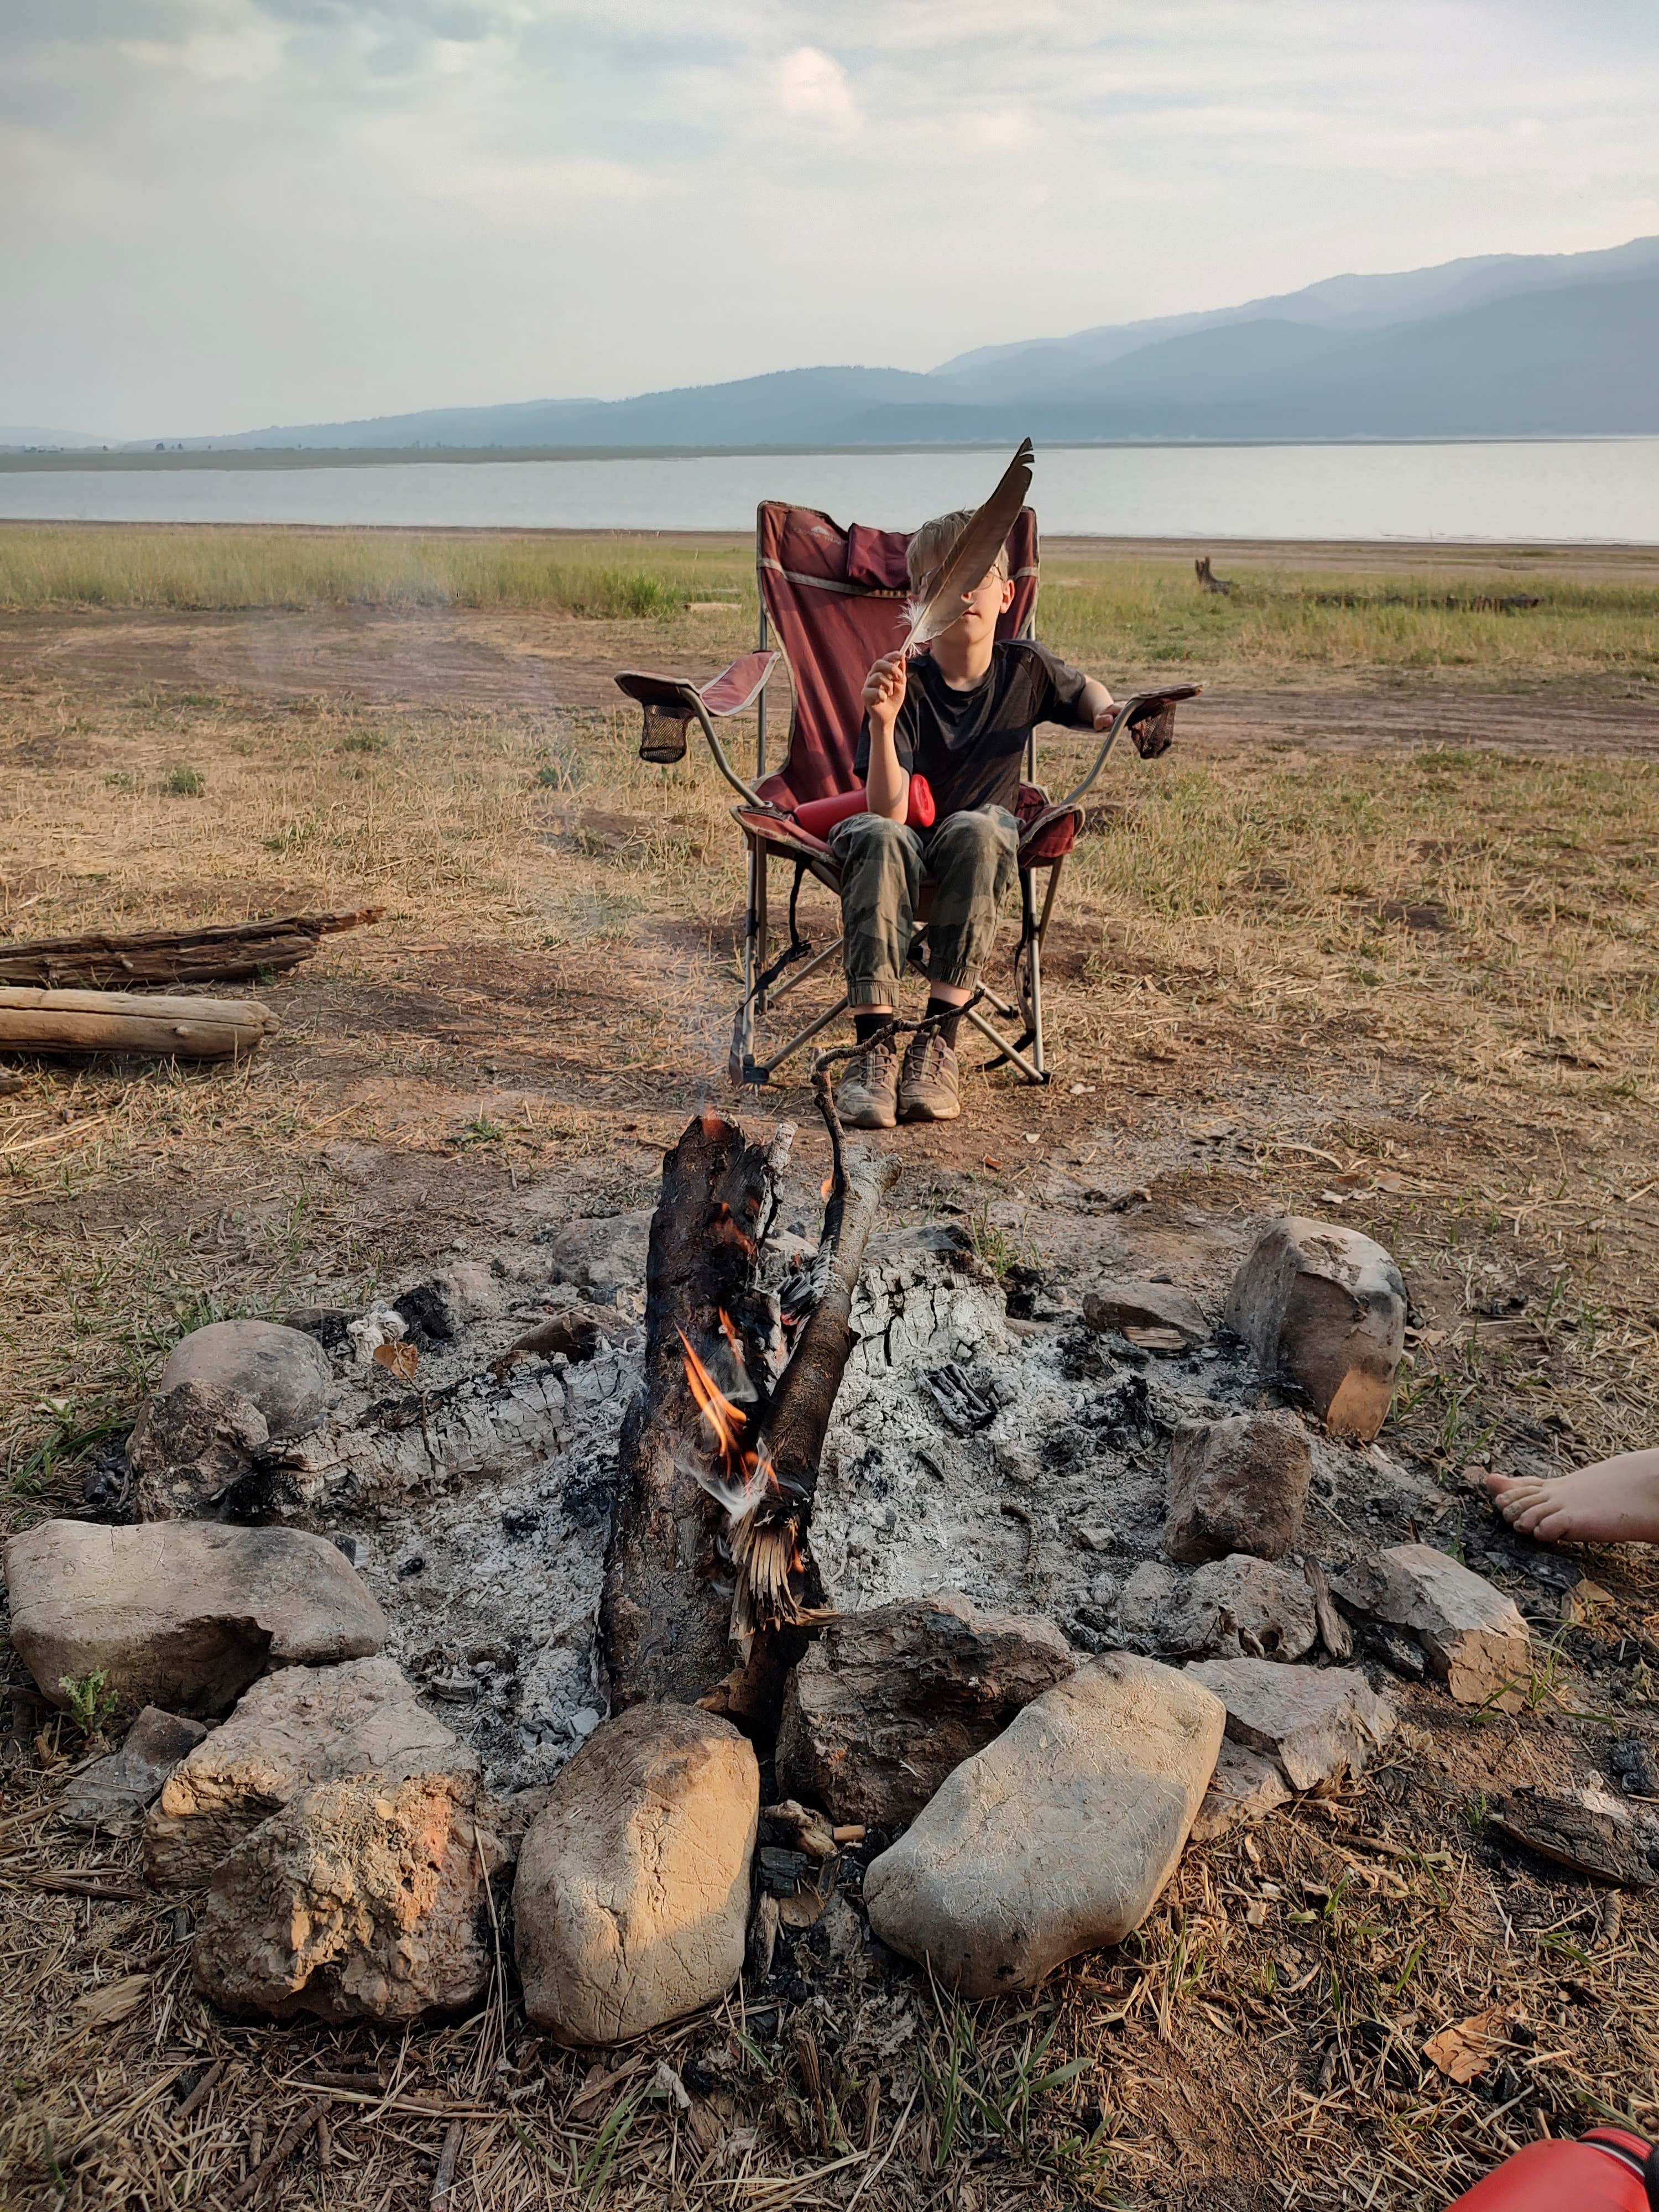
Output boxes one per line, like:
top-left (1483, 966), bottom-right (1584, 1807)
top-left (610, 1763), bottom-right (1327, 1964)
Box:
top-left (638, 701), bottom-right (692, 764)
top-left (1128, 700), bottom-right (1176, 758)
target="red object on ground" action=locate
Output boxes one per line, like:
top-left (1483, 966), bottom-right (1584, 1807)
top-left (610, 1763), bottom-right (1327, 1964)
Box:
top-left (792, 775), bottom-right (936, 841)
top-left (1444, 2130), bottom-right (1653, 2210)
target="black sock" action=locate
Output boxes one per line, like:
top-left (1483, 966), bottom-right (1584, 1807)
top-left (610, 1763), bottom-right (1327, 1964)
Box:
top-left (853, 1009), bottom-right (891, 1048)
top-left (925, 996), bottom-right (963, 1051)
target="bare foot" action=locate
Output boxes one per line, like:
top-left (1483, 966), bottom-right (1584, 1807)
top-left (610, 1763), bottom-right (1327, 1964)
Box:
top-left (1485, 1448), bottom-right (1659, 1546)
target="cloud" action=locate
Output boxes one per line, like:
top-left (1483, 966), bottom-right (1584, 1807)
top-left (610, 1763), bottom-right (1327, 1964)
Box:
top-left (774, 46), bottom-right (862, 135)
top-left (1, 0), bottom-right (1655, 435)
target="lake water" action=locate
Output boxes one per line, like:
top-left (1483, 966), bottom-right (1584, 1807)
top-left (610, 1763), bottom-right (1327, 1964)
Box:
top-left (2, 440), bottom-right (1656, 543)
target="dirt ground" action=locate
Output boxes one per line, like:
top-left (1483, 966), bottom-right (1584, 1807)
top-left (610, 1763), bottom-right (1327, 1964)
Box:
top-left (2, 549), bottom-right (1659, 2209)
top-left (6, 598), bottom-right (1659, 763)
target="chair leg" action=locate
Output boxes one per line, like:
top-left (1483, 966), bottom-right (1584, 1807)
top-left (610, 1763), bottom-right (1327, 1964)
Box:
top-left (1026, 916), bottom-right (1046, 1078)
top-left (753, 845), bottom-right (771, 1017)
top-left (729, 836), bottom-right (761, 1084)
top-left (962, 1000), bottom-right (1046, 1085)
top-left (748, 993), bottom-right (851, 1083)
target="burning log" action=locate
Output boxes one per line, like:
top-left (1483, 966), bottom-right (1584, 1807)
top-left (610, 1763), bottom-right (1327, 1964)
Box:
top-left (599, 1086), bottom-right (896, 1728)
top-left (599, 1110), bottom-right (790, 1717)
top-left (727, 1071), bottom-right (900, 1658)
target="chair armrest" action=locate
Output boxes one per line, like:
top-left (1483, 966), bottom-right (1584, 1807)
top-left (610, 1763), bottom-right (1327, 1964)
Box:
top-left (614, 653), bottom-right (779, 806)
top-left (1057, 686), bottom-right (1202, 811)
top-left (701, 650), bottom-right (777, 717)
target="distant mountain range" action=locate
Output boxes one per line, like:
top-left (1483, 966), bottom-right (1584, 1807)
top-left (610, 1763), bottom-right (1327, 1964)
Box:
top-left (9, 236), bottom-right (1657, 453)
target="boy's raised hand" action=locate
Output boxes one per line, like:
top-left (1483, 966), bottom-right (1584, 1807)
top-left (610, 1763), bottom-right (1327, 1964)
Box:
top-left (863, 649), bottom-right (907, 733)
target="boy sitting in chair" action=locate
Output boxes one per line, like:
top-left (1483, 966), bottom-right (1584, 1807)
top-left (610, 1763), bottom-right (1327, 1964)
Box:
top-left (831, 509), bottom-right (1120, 1130)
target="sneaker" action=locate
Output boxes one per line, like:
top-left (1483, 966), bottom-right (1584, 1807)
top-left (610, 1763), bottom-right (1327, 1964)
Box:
top-left (835, 1041), bottom-right (899, 1129)
top-left (898, 1032), bottom-right (961, 1122)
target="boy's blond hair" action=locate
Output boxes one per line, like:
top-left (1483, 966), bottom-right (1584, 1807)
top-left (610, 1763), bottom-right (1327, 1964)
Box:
top-left (906, 508), bottom-right (1010, 594)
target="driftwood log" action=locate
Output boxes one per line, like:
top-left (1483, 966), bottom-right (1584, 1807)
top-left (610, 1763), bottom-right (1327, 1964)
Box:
top-left (0, 987), bottom-right (280, 1061)
top-left (0, 907), bottom-right (383, 991)
top-left (601, 1095), bottom-right (895, 1730)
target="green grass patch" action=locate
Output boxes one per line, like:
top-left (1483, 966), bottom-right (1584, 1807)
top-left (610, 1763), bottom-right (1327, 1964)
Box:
top-left (2, 524), bottom-right (1655, 675)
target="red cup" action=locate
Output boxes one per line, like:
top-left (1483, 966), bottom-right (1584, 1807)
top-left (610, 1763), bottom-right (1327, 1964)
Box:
top-left (793, 774), bottom-right (936, 839)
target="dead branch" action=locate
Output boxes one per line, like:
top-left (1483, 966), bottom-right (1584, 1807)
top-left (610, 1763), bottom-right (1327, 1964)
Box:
top-left (599, 1109), bottom-right (785, 1715)
top-left (731, 1072), bottom-right (899, 1650)
top-left (0, 907), bottom-right (384, 990)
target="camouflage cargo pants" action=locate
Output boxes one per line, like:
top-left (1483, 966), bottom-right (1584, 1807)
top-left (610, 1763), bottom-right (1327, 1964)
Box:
top-left (829, 805), bottom-right (1019, 1006)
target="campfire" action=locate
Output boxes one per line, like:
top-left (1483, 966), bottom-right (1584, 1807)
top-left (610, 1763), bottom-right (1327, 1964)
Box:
top-left (601, 1074), bottom-right (899, 1722)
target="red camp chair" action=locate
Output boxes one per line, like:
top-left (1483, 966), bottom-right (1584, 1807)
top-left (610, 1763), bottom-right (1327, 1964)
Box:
top-left (615, 500), bottom-right (1197, 1088)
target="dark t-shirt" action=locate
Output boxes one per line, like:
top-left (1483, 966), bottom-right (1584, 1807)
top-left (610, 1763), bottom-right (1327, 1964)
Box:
top-left (854, 639), bottom-right (1092, 820)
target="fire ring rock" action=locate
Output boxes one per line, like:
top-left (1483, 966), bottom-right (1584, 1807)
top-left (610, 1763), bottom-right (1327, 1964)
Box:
top-left (1165, 1411), bottom-right (1312, 1564)
top-left (128, 1319), bottom-right (333, 1519)
top-left (1186, 1657), bottom-right (1395, 1793)
top-left (513, 1703), bottom-right (759, 2046)
top-left (774, 1592), bottom-right (1076, 1828)
top-left (62, 1707), bottom-right (208, 1830)
top-left (1225, 1217), bottom-right (1406, 1442)
top-left (3, 1520), bottom-right (388, 1717)
top-left (863, 1653), bottom-right (1225, 1998)
top-left (145, 1656), bottom-right (476, 1886)
top-left (192, 1770), bottom-right (504, 2024)
top-left (1334, 1543), bottom-right (1531, 1710)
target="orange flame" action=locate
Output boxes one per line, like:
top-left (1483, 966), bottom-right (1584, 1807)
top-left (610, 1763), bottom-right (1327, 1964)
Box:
top-left (718, 1308), bottom-right (747, 1373)
top-left (678, 1328), bottom-right (747, 1463)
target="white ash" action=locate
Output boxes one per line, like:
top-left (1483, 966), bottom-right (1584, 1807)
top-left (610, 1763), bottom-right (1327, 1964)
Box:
top-left (289, 1218), bottom-right (1430, 1795)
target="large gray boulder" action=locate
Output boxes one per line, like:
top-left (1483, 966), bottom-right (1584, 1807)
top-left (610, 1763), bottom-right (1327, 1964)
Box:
top-left (193, 1770), bottom-right (504, 2023)
top-left (775, 1593), bottom-right (1076, 1827)
top-left (128, 1319), bottom-right (332, 1518)
top-left (863, 1654), bottom-right (1225, 1999)
top-left (1225, 1218), bottom-right (1406, 1442)
top-left (4, 1520), bottom-right (387, 1717)
top-left (1186, 1657), bottom-right (1394, 1792)
top-left (1334, 1543), bottom-right (1530, 1710)
top-left (145, 1656), bottom-right (473, 1886)
top-left (514, 1704), bottom-right (758, 2047)
top-left (1166, 1411), bottom-right (1312, 1563)
top-left (61, 1707), bottom-right (208, 1830)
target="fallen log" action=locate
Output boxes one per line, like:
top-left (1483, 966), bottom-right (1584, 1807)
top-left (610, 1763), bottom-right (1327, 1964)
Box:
top-left (0, 986), bottom-right (280, 1061)
top-left (0, 907), bottom-right (383, 990)
top-left (1486, 1785), bottom-right (1657, 1889)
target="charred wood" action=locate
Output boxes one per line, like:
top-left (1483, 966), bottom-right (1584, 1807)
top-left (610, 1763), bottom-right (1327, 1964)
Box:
top-left (599, 1109), bottom-right (786, 1718)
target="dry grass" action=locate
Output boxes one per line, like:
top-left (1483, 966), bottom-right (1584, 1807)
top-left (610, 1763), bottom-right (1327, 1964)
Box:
top-left (3, 1705), bottom-right (1656, 2210)
top-left (4, 684), bottom-right (1658, 1491)
top-left (0, 525), bottom-right (751, 622)
top-left (5, 555), bottom-right (1659, 2207)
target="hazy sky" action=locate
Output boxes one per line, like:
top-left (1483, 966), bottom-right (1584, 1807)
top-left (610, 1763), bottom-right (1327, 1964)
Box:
top-left (4, 1), bottom-right (1657, 439)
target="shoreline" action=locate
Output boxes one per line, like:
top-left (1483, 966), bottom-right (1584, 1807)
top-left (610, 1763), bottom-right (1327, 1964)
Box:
top-left (0, 517), bottom-right (1656, 571)
top-left (2, 434), bottom-right (1657, 473)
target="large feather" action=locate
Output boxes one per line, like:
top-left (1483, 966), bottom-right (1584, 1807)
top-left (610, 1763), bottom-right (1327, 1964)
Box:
top-left (900, 436), bottom-right (1034, 653)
